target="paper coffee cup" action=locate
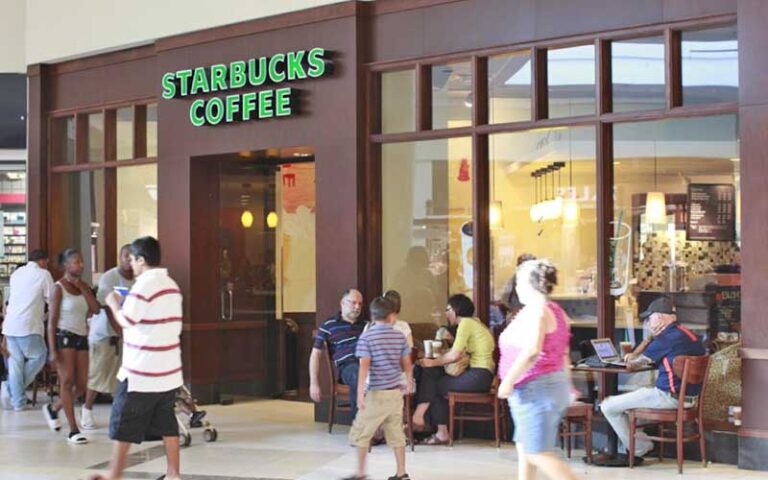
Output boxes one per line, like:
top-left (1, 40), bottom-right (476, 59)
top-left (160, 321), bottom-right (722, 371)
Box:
top-left (113, 286), bottom-right (129, 296)
top-left (423, 340), bottom-right (433, 358)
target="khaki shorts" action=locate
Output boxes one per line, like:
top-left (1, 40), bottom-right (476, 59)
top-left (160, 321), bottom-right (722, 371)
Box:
top-left (88, 339), bottom-right (121, 394)
top-left (348, 389), bottom-right (405, 448)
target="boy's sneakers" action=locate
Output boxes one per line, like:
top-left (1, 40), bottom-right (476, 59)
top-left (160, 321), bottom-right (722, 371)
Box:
top-left (0, 382), bottom-right (12, 410)
top-left (67, 431), bottom-right (88, 444)
top-left (81, 406), bottom-right (95, 430)
top-left (387, 475), bottom-right (411, 480)
top-left (42, 403), bottom-right (61, 431)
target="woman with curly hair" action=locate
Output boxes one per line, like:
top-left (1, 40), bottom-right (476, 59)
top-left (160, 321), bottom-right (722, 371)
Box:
top-left (497, 259), bottom-right (576, 480)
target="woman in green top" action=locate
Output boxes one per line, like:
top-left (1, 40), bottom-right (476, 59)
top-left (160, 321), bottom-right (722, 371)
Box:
top-left (413, 294), bottom-right (495, 445)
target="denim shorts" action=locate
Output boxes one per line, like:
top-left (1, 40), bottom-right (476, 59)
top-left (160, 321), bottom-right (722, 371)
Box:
top-left (508, 370), bottom-right (570, 454)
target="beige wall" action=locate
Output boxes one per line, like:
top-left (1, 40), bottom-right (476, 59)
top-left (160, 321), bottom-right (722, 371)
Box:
top-left (0, 0), bottom-right (26, 72)
top-left (25, 0), bottom-right (359, 65)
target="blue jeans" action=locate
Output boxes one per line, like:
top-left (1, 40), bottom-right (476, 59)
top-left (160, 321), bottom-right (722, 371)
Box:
top-left (508, 370), bottom-right (570, 454)
top-left (4, 335), bottom-right (47, 409)
top-left (339, 362), bottom-right (359, 416)
top-left (601, 387), bottom-right (679, 456)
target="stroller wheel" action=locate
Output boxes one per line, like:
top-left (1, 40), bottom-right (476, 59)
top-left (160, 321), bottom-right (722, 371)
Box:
top-left (180, 432), bottom-right (192, 447)
top-left (203, 428), bottom-right (218, 442)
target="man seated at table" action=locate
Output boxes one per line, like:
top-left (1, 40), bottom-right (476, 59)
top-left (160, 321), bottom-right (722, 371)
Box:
top-left (600, 296), bottom-right (705, 459)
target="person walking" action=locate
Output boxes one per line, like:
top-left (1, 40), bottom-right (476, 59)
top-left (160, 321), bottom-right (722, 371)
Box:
top-left (93, 236), bottom-right (184, 480)
top-left (0, 250), bottom-right (54, 412)
top-left (81, 244), bottom-right (135, 429)
top-left (343, 296), bottom-right (414, 480)
top-left (42, 249), bottom-right (100, 444)
top-left (497, 259), bottom-right (577, 480)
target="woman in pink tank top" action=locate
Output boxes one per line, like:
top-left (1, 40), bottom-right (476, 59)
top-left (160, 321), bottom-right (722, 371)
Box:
top-left (497, 259), bottom-right (576, 480)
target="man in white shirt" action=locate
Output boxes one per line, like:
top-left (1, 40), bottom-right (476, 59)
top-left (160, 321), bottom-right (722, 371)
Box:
top-left (94, 237), bottom-right (183, 480)
top-left (1, 250), bottom-right (54, 411)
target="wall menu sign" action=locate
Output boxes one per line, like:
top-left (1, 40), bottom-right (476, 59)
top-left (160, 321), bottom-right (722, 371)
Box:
top-left (687, 183), bottom-right (736, 241)
top-left (161, 48), bottom-right (332, 127)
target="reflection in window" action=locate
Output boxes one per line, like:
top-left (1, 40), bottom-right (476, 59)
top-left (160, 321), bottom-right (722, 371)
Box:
top-left (490, 127), bottom-right (597, 315)
top-left (548, 45), bottom-right (596, 118)
top-left (117, 164), bottom-right (158, 254)
top-left (682, 26), bottom-right (738, 105)
top-left (382, 138), bottom-right (473, 324)
top-left (432, 62), bottom-right (472, 129)
top-left (88, 113), bottom-right (104, 163)
top-left (381, 70), bottom-right (416, 134)
top-left (613, 115), bottom-right (739, 349)
top-left (489, 51), bottom-right (532, 124)
top-left (612, 36), bottom-right (666, 112)
top-left (53, 117), bottom-right (75, 165)
top-left (52, 170), bottom-right (106, 284)
top-left (146, 104), bottom-right (158, 158)
top-left (116, 107), bottom-right (134, 160)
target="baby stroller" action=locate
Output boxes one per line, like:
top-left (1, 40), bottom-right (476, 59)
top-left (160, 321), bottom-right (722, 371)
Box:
top-left (175, 385), bottom-right (218, 447)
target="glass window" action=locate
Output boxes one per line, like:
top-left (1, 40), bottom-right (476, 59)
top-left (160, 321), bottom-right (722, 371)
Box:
top-left (382, 137), bottom-right (473, 324)
top-left (381, 70), bottom-right (415, 134)
top-left (432, 61), bottom-right (472, 129)
top-left (613, 115), bottom-right (739, 352)
top-left (146, 104), bottom-right (158, 158)
top-left (117, 164), bottom-right (158, 253)
top-left (682, 25), bottom-right (738, 105)
top-left (612, 36), bottom-right (666, 112)
top-left (116, 107), bottom-right (134, 160)
top-left (490, 127), bottom-right (597, 325)
top-left (88, 112), bottom-right (104, 163)
top-left (51, 170), bottom-right (106, 284)
top-left (52, 116), bottom-right (75, 165)
top-left (548, 45), bottom-right (596, 118)
top-left (489, 51), bottom-right (532, 124)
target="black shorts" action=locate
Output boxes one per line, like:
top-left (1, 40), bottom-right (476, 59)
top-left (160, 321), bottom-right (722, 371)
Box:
top-left (56, 329), bottom-right (89, 351)
top-left (109, 380), bottom-right (179, 444)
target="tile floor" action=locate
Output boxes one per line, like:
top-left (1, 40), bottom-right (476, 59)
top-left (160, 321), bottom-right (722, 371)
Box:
top-left (0, 398), bottom-right (761, 479)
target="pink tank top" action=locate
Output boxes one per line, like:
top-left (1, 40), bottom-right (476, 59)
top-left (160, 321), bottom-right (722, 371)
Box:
top-left (498, 301), bottom-right (571, 387)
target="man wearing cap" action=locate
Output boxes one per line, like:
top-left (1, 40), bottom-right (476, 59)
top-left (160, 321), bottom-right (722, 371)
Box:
top-left (600, 296), bottom-right (705, 459)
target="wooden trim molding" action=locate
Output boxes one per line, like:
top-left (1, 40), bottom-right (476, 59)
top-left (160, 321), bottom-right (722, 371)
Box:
top-left (740, 348), bottom-right (768, 360)
top-left (50, 157), bottom-right (158, 173)
top-left (371, 0), bottom-right (465, 15)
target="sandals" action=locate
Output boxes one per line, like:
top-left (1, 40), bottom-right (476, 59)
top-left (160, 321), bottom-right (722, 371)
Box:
top-left (387, 475), bottom-right (412, 480)
top-left (67, 431), bottom-right (88, 445)
top-left (340, 476), bottom-right (369, 480)
top-left (42, 403), bottom-right (61, 432)
top-left (421, 434), bottom-right (449, 446)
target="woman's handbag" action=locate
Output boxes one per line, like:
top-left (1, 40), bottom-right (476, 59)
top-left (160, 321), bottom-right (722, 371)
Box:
top-left (444, 353), bottom-right (470, 377)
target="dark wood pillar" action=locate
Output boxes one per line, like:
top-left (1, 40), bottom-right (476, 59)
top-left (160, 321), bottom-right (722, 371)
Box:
top-left (737, 0), bottom-right (768, 471)
top-left (26, 65), bottom-right (50, 254)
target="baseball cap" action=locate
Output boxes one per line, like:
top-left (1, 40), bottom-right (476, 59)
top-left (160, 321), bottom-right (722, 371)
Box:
top-left (639, 296), bottom-right (675, 320)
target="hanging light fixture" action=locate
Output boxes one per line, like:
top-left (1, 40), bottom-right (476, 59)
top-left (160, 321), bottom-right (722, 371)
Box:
top-left (266, 211), bottom-right (279, 229)
top-left (241, 210), bottom-right (254, 228)
top-left (645, 142), bottom-right (667, 224)
top-left (489, 201), bottom-right (503, 229)
top-left (563, 129), bottom-right (580, 227)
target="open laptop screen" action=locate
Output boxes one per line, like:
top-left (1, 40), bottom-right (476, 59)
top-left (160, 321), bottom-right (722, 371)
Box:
top-left (591, 339), bottom-right (619, 361)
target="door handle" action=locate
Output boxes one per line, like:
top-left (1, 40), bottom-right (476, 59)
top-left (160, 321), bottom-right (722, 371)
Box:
top-left (228, 289), bottom-right (234, 321)
top-left (220, 290), bottom-right (226, 320)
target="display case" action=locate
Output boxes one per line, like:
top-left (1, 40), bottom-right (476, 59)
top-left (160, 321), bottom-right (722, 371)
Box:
top-left (1, 209), bottom-right (26, 279)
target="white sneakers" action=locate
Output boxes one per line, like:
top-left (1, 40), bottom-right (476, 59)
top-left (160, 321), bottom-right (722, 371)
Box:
top-left (80, 406), bottom-right (95, 430)
top-left (0, 382), bottom-right (12, 410)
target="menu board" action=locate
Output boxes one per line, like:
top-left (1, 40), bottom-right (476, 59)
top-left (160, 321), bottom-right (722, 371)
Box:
top-left (687, 184), bottom-right (736, 241)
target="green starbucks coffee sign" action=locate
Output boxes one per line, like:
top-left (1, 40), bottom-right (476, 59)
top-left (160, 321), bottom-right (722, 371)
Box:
top-left (161, 47), bottom-right (331, 127)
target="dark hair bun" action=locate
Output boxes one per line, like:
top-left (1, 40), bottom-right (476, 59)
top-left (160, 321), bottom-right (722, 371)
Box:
top-left (527, 259), bottom-right (558, 295)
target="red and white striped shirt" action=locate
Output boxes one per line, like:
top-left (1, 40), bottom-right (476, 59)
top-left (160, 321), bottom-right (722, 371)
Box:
top-left (115, 268), bottom-right (183, 392)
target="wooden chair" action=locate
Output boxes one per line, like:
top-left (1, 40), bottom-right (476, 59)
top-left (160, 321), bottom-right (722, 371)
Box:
top-left (447, 376), bottom-right (508, 448)
top-left (368, 392), bottom-right (416, 452)
top-left (323, 347), bottom-right (352, 434)
top-left (629, 355), bottom-right (711, 474)
top-left (560, 401), bottom-right (593, 463)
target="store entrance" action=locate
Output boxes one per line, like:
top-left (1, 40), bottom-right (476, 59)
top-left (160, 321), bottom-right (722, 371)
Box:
top-left (192, 147), bottom-right (316, 400)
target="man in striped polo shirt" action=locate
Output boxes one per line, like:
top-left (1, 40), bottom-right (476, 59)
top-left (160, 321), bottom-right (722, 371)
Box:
top-left (345, 296), bottom-right (413, 480)
top-left (309, 289), bottom-right (366, 414)
top-left (96, 236), bottom-right (183, 480)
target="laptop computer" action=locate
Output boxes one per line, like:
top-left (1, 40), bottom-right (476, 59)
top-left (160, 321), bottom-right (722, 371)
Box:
top-left (589, 338), bottom-right (627, 367)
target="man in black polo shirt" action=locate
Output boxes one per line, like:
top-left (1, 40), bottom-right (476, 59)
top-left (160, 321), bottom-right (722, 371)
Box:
top-left (309, 289), bottom-right (366, 414)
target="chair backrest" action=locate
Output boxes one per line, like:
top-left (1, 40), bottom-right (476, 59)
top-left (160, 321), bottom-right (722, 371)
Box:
top-left (673, 355), bottom-right (711, 410)
top-left (312, 328), bottom-right (338, 385)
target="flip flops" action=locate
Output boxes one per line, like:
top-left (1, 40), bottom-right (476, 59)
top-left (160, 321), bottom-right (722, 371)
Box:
top-left (421, 433), bottom-right (449, 446)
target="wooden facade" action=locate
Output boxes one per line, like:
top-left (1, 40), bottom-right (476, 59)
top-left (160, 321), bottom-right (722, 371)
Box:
top-left (25, 0), bottom-right (768, 469)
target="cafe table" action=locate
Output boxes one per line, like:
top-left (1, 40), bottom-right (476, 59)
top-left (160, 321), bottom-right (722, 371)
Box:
top-left (572, 363), bottom-right (657, 467)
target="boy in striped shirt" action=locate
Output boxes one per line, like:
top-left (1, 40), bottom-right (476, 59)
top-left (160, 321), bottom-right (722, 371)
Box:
top-left (95, 236), bottom-right (183, 480)
top-left (345, 297), bottom-right (413, 480)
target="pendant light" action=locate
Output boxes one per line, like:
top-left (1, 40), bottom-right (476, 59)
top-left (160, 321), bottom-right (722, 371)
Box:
top-left (266, 211), bottom-right (279, 229)
top-left (241, 210), bottom-right (254, 228)
top-left (645, 141), bottom-right (667, 224)
top-left (563, 128), bottom-right (580, 227)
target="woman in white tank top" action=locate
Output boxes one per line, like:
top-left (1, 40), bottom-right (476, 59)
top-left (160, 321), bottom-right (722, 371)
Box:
top-left (44, 249), bottom-right (100, 444)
